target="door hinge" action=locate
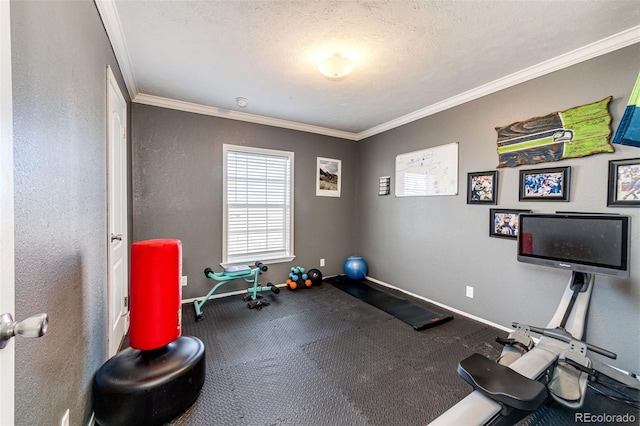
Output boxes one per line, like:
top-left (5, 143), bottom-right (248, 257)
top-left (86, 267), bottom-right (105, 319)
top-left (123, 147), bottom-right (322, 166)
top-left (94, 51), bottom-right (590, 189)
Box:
top-left (122, 127), bottom-right (127, 139)
top-left (124, 296), bottom-right (129, 308)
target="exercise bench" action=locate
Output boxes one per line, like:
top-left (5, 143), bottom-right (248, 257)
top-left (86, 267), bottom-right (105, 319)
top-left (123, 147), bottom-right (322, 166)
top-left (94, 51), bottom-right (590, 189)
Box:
top-left (193, 261), bottom-right (279, 321)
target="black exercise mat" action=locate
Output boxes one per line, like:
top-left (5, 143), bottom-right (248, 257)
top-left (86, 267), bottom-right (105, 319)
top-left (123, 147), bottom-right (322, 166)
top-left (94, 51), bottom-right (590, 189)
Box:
top-left (166, 281), bottom-right (633, 425)
top-left (326, 275), bottom-right (453, 330)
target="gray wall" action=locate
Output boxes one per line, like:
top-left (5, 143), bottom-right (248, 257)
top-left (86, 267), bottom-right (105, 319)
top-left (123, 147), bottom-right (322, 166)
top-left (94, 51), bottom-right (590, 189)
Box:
top-left (356, 45), bottom-right (640, 374)
top-left (11, 2), bottom-right (130, 425)
top-left (132, 104), bottom-right (359, 300)
top-left (11, 1), bottom-right (639, 422)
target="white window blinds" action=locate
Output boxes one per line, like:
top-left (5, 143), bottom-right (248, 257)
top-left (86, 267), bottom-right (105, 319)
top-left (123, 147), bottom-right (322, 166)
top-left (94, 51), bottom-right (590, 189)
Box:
top-left (223, 145), bottom-right (294, 265)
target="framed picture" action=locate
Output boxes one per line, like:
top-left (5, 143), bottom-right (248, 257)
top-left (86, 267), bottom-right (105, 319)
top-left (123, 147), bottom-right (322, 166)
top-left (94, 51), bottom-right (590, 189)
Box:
top-left (607, 158), bottom-right (640, 207)
top-left (467, 171), bottom-right (498, 204)
top-left (316, 157), bottom-right (341, 197)
top-left (490, 208), bottom-right (531, 239)
top-left (379, 176), bottom-right (391, 196)
top-left (519, 166), bottom-right (570, 201)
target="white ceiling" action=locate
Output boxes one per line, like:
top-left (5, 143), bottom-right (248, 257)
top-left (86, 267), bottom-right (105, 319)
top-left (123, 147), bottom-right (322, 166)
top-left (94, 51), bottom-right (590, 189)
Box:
top-left (97, 1), bottom-right (640, 141)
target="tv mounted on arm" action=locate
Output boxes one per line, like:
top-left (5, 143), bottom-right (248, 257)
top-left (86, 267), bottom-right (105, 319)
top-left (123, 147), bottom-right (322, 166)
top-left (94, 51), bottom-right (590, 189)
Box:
top-left (517, 212), bottom-right (630, 280)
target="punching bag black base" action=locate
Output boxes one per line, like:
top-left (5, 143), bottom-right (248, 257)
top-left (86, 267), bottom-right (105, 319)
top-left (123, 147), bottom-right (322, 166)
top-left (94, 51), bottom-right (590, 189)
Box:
top-left (93, 335), bottom-right (206, 426)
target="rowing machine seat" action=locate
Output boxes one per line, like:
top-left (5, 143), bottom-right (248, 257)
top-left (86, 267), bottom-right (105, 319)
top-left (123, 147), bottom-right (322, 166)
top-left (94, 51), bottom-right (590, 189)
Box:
top-left (457, 353), bottom-right (548, 412)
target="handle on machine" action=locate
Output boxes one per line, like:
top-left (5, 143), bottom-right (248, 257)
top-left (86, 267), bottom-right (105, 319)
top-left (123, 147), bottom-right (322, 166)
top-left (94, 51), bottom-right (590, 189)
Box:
top-left (512, 322), bottom-right (617, 359)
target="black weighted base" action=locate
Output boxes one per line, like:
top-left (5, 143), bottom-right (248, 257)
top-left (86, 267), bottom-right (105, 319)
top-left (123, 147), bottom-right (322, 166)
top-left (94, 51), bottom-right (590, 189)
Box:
top-left (93, 335), bottom-right (206, 426)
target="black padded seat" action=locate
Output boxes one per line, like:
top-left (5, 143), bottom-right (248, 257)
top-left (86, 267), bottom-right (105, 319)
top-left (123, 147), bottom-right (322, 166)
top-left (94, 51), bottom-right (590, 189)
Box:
top-left (457, 353), bottom-right (548, 412)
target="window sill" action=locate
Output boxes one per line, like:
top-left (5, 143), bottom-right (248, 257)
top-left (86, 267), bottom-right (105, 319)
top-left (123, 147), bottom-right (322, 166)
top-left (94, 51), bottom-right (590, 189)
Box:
top-left (221, 255), bottom-right (295, 269)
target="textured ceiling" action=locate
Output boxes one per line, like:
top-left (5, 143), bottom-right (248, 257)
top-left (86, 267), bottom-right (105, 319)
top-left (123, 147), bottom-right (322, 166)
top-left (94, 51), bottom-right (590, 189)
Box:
top-left (101, 0), bottom-right (640, 140)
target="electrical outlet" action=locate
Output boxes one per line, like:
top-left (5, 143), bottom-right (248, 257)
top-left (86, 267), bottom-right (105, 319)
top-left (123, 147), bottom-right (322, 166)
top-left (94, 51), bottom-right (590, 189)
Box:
top-left (466, 286), bottom-right (474, 298)
top-left (320, 258), bottom-right (325, 267)
top-left (61, 409), bottom-right (70, 426)
top-left (181, 276), bottom-right (187, 286)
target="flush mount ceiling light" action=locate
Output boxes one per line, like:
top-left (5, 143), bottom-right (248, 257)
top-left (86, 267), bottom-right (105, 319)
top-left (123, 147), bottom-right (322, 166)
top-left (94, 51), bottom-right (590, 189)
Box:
top-left (318, 53), bottom-right (355, 81)
top-left (236, 97), bottom-right (249, 108)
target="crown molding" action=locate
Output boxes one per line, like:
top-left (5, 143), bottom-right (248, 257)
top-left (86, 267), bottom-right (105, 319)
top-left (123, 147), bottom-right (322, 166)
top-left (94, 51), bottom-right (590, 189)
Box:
top-left (97, 1), bottom-right (639, 142)
top-left (95, 0), bottom-right (138, 100)
top-left (133, 94), bottom-right (359, 140)
top-left (356, 26), bottom-right (640, 140)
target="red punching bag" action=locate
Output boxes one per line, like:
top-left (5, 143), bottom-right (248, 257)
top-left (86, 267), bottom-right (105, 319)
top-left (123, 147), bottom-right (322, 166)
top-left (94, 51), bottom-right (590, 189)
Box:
top-left (130, 239), bottom-right (182, 350)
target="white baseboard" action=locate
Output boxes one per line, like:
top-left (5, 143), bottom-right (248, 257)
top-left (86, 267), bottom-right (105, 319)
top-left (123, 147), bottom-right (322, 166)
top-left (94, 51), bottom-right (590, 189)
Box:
top-left (363, 275), bottom-right (513, 333)
top-left (364, 276), bottom-right (639, 383)
top-left (180, 275), bottom-right (511, 333)
top-left (181, 282), bottom-right (288, 305)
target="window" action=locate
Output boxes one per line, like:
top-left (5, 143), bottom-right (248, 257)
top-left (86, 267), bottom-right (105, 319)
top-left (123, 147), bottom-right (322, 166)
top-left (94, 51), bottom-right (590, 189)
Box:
top-left (223, 144), bottom-right (294, 265)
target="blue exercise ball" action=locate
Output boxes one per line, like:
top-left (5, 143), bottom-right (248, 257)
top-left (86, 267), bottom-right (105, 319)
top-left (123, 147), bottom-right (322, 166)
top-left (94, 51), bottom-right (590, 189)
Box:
top-left (344, 256), bottom-right (368, 280)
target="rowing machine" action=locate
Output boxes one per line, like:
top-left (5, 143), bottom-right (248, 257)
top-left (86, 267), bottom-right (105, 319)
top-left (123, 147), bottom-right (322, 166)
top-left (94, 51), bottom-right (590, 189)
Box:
top-left (431, 272), bottom-right (639, 425)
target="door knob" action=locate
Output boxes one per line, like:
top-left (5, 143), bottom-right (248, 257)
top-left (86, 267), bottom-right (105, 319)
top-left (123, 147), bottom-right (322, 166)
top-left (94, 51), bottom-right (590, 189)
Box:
top-left (0, 313), bottom-right (49, 350)
top-left (111, 233), bottom-right (123, 242)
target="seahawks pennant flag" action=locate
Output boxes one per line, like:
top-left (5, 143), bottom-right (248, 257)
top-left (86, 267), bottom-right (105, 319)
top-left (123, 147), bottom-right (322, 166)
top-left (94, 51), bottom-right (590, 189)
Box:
top-left (612, 73), bottom-right (640, 148)
top-left (496, 97), bottom-right (613, 168)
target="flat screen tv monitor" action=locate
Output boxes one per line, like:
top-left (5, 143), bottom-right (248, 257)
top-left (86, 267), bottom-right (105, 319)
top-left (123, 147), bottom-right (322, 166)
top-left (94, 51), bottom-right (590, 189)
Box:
top-left (517, 213), bottom-right (631, 278)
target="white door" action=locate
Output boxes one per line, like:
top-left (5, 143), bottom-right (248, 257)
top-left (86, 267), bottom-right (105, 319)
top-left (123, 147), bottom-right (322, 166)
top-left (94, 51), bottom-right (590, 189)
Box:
top-left (0, 1), bottom-right (15, 423)
top-left (107, 66), bottom-right (129, 358)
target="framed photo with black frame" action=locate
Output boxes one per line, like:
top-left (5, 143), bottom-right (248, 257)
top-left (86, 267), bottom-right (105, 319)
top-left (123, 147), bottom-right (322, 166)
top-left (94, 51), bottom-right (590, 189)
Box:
top-left (489, 208), bottom-right (531, 239)
top-left (607, 158), bottom-right (640, 207)
top-left (519, 166), bottom-right (570, 201)
top-left (467, 171), bottom-right (498, 205)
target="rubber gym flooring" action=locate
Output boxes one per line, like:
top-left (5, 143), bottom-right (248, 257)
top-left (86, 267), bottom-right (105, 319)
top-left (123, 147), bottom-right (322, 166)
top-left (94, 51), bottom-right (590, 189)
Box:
top-left (169, 279), bottom-right (639, 425)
